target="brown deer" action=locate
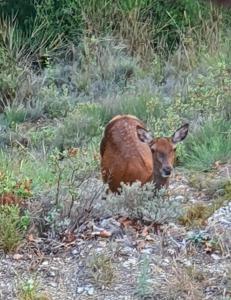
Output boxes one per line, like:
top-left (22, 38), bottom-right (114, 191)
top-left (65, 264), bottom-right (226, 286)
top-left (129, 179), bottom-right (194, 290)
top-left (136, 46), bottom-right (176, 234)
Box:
top-left (100, 115), bottom-right (189, 192)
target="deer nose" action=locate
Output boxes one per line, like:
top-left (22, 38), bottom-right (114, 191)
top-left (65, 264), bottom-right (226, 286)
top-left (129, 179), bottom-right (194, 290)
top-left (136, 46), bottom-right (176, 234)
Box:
top-left (162, 166), bottom-right (172, 176)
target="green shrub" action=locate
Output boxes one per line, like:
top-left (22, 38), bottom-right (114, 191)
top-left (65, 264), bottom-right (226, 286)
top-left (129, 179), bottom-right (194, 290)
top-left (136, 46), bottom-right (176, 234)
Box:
top-left (0, 0), bottom-right (35, 31)
top-left (17, 278), bottom-right (51, 300)
top-left (183, 119), bottom-right (231, 171)
top-left (38, 84), bottom-right (72, 118)
top-left (0, 205), bottom-right (29, 252)
top-left (54, 106), bottom-right (103, 149)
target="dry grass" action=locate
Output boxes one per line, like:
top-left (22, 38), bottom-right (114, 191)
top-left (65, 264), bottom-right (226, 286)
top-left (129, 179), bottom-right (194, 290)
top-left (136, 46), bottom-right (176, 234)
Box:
top-left (87, 252), bottom-right (116, 287)
top-left (150, 262), bottom-right (205, 300)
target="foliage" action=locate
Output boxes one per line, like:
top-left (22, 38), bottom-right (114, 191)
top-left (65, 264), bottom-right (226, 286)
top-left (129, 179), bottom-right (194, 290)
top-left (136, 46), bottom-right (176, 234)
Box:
top-left (0, 205), bottom-right (29, 252)
top-left (136, 254), bottom-right (152, 298)
top-left (179, 195), bottom-right (230, 228)
top-left (1, 0), bottom-right (226, 56)
top-left (183, 119), bottom-right (231, 171)
top-left (17, 278), bottom-right (51, 300)
top-left (87, 252), bottom-right (115, 286)
top-left (38, 84), bottom-right (72, 118)
top-left (0, 170), bottom-right (32, 199)
top-left (54, 107), bottom-right (103, 150)
top-left (0, 45), bottom-right (26, 106)
top-left (104, 182), bottom-right (183, 223)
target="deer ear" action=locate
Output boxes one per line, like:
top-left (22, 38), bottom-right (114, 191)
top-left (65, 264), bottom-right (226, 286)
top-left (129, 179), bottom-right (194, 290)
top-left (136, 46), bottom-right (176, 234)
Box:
top-left (172, 123), bottom-right (189, 144)
top-left (137, 127), bottom-right (153, 144)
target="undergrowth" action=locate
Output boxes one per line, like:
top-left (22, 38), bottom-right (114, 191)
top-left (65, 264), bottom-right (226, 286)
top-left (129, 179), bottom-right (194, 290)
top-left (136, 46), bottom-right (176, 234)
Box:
top-left (104, 182), bottom-right (183, 224)
top-left (0, 205), bottom-right (29, 253)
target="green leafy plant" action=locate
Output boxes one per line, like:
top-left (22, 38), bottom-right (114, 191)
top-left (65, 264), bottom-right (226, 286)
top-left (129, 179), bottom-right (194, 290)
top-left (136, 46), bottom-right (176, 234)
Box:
top-left (17, 278), bottom-right (51, 300)
top-left (0, 205), bottom-right (29, 252)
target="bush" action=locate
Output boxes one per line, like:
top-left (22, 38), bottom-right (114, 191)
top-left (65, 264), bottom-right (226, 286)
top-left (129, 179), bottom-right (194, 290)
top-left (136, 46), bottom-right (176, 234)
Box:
top-left (104, 182), bottom-right (183, 223)
top-left (38, 84), bottom-right (72, 118)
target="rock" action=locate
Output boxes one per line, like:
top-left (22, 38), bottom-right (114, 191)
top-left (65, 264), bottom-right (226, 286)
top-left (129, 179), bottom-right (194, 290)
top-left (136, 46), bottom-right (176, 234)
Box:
top-left (72, 249), bottom-right (78, 255)
top-left (49, 281), bottom-right (58, 288)
top-left (211, 254), bottom-right (221, 260)
top-left (77, 287), bottom-right (84, 294)
top-left (123, 258), bottom-right (137, 268)
top-left (48, 271), bottom-right (56, 277)
top-left (87, 286), bottom-right (94, 295)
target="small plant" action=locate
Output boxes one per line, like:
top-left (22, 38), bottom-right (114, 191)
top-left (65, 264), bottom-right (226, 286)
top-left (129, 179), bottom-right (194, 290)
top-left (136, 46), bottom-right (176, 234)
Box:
top-left (104, 182), bottom-right (183, 224)
top-left (4, 104), bottom-right (27, 126)
top-left (0, 205), bottom-right (29, 252)
top-left (17, 278), bottom-right (51, 300)
top-left (0, 170), bottom-right (33, 199)
top-left (38, 84), bottom-right (72, 118)
top-left (179, 195), bottom-right (230, 229)
top-left (87, 252), bottom-right (115, 287)
top-left (178, 203), bottom-right (211, 228)
top-left (135, 254), bottom-right (152, 298)
top-left (151, 262), bottom-right (204, 299)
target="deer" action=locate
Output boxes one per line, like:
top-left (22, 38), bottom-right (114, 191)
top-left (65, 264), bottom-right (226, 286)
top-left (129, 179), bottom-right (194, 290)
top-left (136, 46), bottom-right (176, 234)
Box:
top-left (100, 115), bottom-right (189, 193)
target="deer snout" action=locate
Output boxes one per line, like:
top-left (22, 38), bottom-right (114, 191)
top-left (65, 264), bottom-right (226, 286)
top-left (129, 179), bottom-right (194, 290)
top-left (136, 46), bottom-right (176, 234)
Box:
top-left (161, 166), bottom-right (173, 177)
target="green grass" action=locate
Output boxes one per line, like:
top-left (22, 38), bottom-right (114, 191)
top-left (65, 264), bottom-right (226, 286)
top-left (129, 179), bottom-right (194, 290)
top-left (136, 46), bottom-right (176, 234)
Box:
top-left (0, 205), bottom-right (29, 253)
top-left (183, 119), bottom-right (231, 171)
top-left (17, 278), bottom-right (51, 300)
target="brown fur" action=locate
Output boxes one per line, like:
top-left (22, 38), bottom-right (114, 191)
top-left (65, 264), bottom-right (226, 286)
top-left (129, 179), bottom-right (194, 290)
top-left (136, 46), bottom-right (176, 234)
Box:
top-left (100, 115), bottom-right (188, 192)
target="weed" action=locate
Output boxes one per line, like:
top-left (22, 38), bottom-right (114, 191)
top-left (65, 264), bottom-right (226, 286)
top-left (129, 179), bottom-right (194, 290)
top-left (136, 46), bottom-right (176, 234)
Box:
top-left (17, 278), bottom-right (51, 300)
top-left (38, 84), bottom-right (72, 118)
top-left (179, 203), bottom-right (212, 228)
top-left (87, 252), bottom-right (115, 287)
top-left (4, 104), bottom-right (27, 126)
top-left (0, 205), bottom-right (29, 253)
top-left (179, 195), bottom-right (230, 229)
top-left (163, 264), bottom-right (204, 299)
top-left (135, 254), bottom-right (152, 298)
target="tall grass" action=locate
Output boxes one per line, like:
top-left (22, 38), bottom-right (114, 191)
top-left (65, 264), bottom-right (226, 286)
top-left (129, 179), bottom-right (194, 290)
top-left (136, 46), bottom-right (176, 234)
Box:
top-left (183, 119), bottom-right (231, 171)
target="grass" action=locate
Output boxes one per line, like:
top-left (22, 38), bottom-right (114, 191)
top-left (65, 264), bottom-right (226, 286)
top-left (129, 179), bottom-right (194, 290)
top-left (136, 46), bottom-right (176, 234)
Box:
top-left (0, 205), bottom-right (29, 253)
top-left (17, 278), bottom-right (51, 300)
top-left (87, 252), bottom-right (115, 287)
top-left (183, 118), bottom-right (231, 171)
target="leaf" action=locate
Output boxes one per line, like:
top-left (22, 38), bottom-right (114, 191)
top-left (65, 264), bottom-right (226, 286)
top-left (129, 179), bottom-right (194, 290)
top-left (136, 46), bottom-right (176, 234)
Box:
top-left (99, 230), bottom-right (112, 238)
